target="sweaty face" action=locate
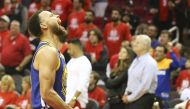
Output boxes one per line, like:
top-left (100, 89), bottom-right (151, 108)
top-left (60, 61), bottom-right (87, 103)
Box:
top-left (39, 11), bottom-right (67, 41)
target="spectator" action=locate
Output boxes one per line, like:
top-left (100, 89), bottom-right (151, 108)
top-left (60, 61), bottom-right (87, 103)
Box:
top-left (176, 59), bottom-right (190, 94)
top-left (66, 39), bottom-right (92, 109)
top-left (175, 42), bottom-right (187, 70)
top-left (132, 0), bottom-right (150, 23)
top-left (51, 0), bottom-right (72, 26)
top-left (149, 0), bottom-right (174, 31)
top-left (84, 29), bottom-right (108, 76)
top-left (134, 22), bottom-right (148, 35)
top-left (88, 71), bottom-right (107, 109)
top-left (1, 20), bottom-right (32, 75)
top-left (21, 0), bottom-right (32, 8)
top-left (103, 9), bottom-right (132, 58)
top-left (0, 15), bottom-right (10, 62)
top-left (6, 75), bottom-right (31, 109)
top-left (106, 40), bottom-right (130, 78)
top-left (40, 0), bottom-right (51, 11)
top-left (122, 35), bottom-right (157, 109)
top-left (0, 75), bottom-right (18, 109)
top-left (0, 0), bottom-right (11, 16)
top-left (106, 46), bottom-right (133, 109)
top-left (104, 0), bottom-right (126, 19)
top-left (15, 75), bottom-right (31, 109)
top-left (182, 25), bottom-right (190, 48)
top-left (154, 44), bottom-right (180, 109)
top-left (28, 0), bottom-right (41, 18)
top-left (83, 0), bottom-right (91, 10)
top-left (158, 30), bottom-right (172, 47)
top-left (147, 24), bottom-right (159, 48)
top-left (122, 4), bottom-right (140, 34)
top-left (19, 76), bottom-right (31, 109)
top-left (75, 10), bottom-right (97, 46)
top-left (154, 30), bottom-right (180, 58)
top-left (171, 0), bottom-right (187, 42)
top-left (8, 0), bottom-right (28, 34)
top-left (67, 0), bottom-right (86, 40)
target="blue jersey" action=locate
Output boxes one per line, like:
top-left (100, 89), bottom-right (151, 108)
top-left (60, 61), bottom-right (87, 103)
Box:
top-left (155, 52), bottom-right (179, 100)
top-left (30, 42), bottom-right (67, 109)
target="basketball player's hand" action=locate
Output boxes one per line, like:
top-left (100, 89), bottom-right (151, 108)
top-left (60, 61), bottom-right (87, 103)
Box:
top-left (68, 99), bottom-right (76, 108)
top-left (122, 95), bottom-right (129, 104)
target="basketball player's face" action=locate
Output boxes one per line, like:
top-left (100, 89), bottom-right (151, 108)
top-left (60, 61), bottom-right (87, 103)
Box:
top-left (39, 11), bottom-right (67, 41)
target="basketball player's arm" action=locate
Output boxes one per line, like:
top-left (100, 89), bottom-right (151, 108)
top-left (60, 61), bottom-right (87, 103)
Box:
top-left (38, 47), bottom-right (72, 109)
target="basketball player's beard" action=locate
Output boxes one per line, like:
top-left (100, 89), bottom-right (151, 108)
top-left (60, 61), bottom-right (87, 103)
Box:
top-left (51, 25), bottom-right (67, 42)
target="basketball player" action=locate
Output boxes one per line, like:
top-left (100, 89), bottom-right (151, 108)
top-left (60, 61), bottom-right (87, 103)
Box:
top-left (28, 10), bottom-right (72, 109)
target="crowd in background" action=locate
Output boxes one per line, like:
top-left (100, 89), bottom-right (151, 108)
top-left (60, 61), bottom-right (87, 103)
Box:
top-left (0, 0), bottom-right (190, 109)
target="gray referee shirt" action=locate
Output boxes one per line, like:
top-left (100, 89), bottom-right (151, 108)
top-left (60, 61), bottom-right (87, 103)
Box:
top-left (124, 53), bottom-right (158, 102)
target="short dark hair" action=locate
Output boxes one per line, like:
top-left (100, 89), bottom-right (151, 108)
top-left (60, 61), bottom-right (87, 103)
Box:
top-left (157, 45), bottom-right (168, 54)
top-left (160, 30), bottom-right (172, 39)
top-left (72, 0), bottom-right (85, 7)
top-left (86, 10), bottom-right (95, 16)
top-left (68, 38), bottom-right (83, 49)
top-left (112, 8), bottom-right (121, 15)
top-left (28, 10), bottom-right (43, 37)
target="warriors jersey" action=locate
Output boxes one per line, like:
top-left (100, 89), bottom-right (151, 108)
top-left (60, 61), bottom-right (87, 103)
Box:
top-left (30, 41), bottom-right (67, 109)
